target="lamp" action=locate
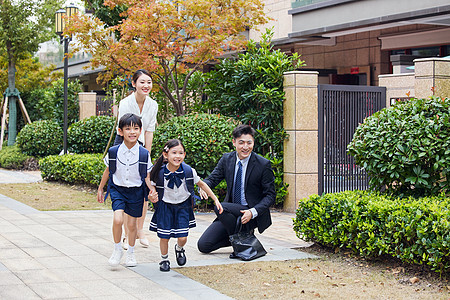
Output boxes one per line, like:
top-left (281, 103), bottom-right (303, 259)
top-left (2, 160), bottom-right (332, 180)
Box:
top-left (55, 4), bottom-right (79, 154)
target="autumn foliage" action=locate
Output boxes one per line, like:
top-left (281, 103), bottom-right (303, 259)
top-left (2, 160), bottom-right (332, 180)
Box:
top-left (66, 0), bottom-right (269, 115)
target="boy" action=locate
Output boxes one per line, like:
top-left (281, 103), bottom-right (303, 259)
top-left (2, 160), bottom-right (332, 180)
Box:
top-left (97, 113), bottom-right (156, 267)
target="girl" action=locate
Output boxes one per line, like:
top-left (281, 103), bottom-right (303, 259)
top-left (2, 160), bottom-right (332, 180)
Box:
top-left (116, 69), bottom-right (158, 249)
top-left (149, 139), bottom-right (223, 272)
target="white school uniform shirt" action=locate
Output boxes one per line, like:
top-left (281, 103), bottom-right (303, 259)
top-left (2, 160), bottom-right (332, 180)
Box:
top-left (151, 166), bottom-right (200, 204)
top-left (103, 142), bottom-right (152, 187)
top-left (117, 93), bottom-right (158, 145)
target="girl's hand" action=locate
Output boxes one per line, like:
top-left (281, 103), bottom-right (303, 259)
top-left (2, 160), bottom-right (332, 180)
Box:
top-left (199, 188), bottom-right (208, 200)
top-left (215, 200), bottom-right (223, 214)
top-left (97, 189), bottom-right (104, 203)
top-left (149, 189), bottom-right (159, 203)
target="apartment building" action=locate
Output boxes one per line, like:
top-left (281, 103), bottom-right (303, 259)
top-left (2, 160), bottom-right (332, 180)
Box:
top-left (252, 0), bottom-right (450, 86)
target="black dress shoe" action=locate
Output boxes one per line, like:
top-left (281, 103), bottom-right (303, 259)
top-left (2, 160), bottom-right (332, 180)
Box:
top-left (229, 252), bottom-right (239, 259)
top-left (175, 245), bottom-right (186, 266)
top-left (159, 260), bottom-right (170, 272)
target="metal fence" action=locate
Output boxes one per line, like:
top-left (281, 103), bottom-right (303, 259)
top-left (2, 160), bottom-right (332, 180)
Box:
top-left (96, 95), bottom-right (113, 116)
top-left (318, 84), bottom-right (386, 195)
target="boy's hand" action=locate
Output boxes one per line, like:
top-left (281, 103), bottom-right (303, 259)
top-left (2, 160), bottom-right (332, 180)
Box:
top-left (149, 189), bottom-right (158, 203)
top-left (97, 189), bottom-right (104, 203)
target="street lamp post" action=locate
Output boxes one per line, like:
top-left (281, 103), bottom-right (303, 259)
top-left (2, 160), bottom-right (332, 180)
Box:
top-left (55, 4), bottom-right (78, 154)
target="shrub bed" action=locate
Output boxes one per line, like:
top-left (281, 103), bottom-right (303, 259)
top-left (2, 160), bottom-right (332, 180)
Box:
top-left (348, 96), bottom-right (450, 197)
top-left (68, 116), bottom-right (116, 154)
top-left (294, 190), bottom-right (450, 274)
top-left (152, 113), bottom-right (238, 178)
top-left (39, 154), bottom-right (104, 186)
top-left (17, 120), bottom-right (63, 157)
top-left (0, 145), bottom-right (32, 169)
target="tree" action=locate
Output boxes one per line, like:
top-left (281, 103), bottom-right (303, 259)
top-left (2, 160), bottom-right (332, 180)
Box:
top-left (0, 52), bottom-right (59, 96)
top-left (205, 29), bottom-right (304, 157)
top-left (204, 29), bottom-right (305, 205)
top-left (0, 0), bottom-right (63, 144)
top-left (0, 51), bottom-right (62, 131)
top-left (66, 0), bottom-right (268, 116)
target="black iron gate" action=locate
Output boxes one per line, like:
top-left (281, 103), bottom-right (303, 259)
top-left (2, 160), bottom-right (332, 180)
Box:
top-left (318, 84), bottom-right (386, 195)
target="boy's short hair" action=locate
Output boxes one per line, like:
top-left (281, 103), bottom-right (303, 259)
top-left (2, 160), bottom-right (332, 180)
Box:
top-left (232, 124), bottom-right (256, 139)
top-left (118, 113), bottom-right (142, 129)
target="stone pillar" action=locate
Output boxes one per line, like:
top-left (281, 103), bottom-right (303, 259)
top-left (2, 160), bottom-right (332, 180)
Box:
top-left (414, 57), bottom-right (450, 99)
top-left (78, 92), bottom-right (97, 120)
top-left (283, 71), bottom-right (319, 212)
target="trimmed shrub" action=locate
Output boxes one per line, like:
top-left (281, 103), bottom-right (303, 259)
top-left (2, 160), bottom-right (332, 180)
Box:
top-left (152, 113), bottom-right (238, 178)
top-left (34, 78), bottom-right (82, 128)
top-left (348, 96), bottom-right (450, 197)
top-left (294, 190), bottom-right (450, 274)
top-left (68, 116), bottom-right (116, 154)
top-left (17, 120), bottom-right (63, 157)
top-left (39, 153), bottom-right (104, 185)
top-left (0, 145), bottom-right (31, 169)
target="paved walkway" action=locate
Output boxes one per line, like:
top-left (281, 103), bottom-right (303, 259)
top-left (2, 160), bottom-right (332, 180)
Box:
top-left (0, 169), bottom-right (315, 299)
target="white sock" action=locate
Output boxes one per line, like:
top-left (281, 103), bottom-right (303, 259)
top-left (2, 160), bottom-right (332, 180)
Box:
top-left (114, 242), bottom-right (122, 251)
top-left (161, 254), bottom-right (168, 261)
top-left (128, 245), bottom-right (135, 253)
top-left (175, 244), bottom-right (183, 251)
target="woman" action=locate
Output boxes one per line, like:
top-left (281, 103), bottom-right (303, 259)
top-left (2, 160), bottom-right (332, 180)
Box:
top-left (115, 69), bottom-right (158, 248)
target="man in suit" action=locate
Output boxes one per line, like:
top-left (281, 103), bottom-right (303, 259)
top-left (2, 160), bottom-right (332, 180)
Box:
top-left (197, 125), bottom-right (276, 256)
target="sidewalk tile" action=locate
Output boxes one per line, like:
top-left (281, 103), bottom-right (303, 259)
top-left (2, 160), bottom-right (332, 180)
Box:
top-left (29, 281), bottom-right (85, 299)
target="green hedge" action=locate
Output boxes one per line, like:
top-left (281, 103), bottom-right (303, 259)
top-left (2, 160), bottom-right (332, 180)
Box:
top-left (294, 190), bottom-right (450, 274)
top-left (68, 116), bottom-right (116, 154)
top-left (39, 154), bottom-right (104, 186)
top-left (0, 145), bottom-right (31, 169)
top-left (348, 96), bottom-right (450, 197)
top-left (152, 113), bottom-right (238, 178)
top-left (17, 120), bottom-right (63, 157)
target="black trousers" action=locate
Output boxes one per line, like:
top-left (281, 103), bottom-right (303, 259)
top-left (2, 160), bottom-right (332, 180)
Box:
top-left (197, 202), bottom-right (257, 253)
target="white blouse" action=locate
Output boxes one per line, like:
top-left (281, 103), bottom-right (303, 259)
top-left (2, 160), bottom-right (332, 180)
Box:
top-left (117, 93), bottom-right (158, 145)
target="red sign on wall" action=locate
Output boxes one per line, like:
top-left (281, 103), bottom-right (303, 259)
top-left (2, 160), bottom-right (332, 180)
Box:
top-left (350, 67), bottom-right (359, 74)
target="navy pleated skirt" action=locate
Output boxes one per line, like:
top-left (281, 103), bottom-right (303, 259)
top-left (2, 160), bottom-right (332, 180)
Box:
top-left (149, 198), bottom-right (196, 239)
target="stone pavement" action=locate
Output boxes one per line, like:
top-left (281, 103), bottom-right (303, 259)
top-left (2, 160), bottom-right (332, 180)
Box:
top-left (0, 169), bottom-right (315, 300)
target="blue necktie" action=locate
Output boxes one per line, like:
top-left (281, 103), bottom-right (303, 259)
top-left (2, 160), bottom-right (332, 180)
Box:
top-left (234, 161), bottom-right (242, 204)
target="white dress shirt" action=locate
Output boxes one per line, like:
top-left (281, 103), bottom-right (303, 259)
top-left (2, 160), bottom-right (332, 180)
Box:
top-left (234, 154), bottom-right (258, 218)
top-left (104, 143), bottom-right (152, 187)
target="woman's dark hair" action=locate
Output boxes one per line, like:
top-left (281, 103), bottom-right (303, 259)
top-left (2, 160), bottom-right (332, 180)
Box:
top-left (150, 139), bottom-right (185, 182)
top-left (232, 124), bottom-right (256, 139)
top-left (118, 113), bottom-right (142, 129)
top-left (132, 69), bottom-right (151, 83)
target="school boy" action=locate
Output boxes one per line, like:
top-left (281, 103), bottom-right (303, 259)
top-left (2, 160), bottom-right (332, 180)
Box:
top-left (97, 113), bottom-right (157, 267)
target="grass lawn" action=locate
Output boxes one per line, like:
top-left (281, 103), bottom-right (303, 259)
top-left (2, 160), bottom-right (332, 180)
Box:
top-left (177, 245), bottom-right (450, 299)
top-left (0, 181), bottom-right (109, 211)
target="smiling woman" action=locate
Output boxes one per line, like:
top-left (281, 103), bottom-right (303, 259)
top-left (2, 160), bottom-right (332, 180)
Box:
top-left (113, 69), bottom-right (159, 250)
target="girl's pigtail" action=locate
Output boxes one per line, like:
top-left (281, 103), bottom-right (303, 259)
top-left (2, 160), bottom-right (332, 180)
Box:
top-left (150, 155), bottom-right (164, 183)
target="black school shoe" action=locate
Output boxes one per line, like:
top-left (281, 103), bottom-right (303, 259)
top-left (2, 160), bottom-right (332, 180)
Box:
top-left (229, 252), bottom-right (239, 259)
top-left (175, 245), bottom-right (186, 266)
top-left (159, 260), bottom-right (170, 272)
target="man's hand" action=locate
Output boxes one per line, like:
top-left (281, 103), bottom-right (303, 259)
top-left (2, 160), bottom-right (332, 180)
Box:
top-left (240, 209), bottom-right (253, 224)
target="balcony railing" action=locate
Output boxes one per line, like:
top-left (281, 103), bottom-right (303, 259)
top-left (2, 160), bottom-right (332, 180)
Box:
top-left (291, 0), bottom-right (330, 9)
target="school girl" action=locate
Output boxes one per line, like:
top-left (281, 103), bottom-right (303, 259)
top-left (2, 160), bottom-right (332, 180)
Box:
top-left (149, 139), bottom-right (223, 272)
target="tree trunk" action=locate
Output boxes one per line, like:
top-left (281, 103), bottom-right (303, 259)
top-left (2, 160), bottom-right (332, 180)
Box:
top-left (7, 44), bottom-right (17, 146)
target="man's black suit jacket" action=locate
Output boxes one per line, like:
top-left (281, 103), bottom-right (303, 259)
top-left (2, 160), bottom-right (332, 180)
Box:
top-left (203, 151), bottom-right (276, 234)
